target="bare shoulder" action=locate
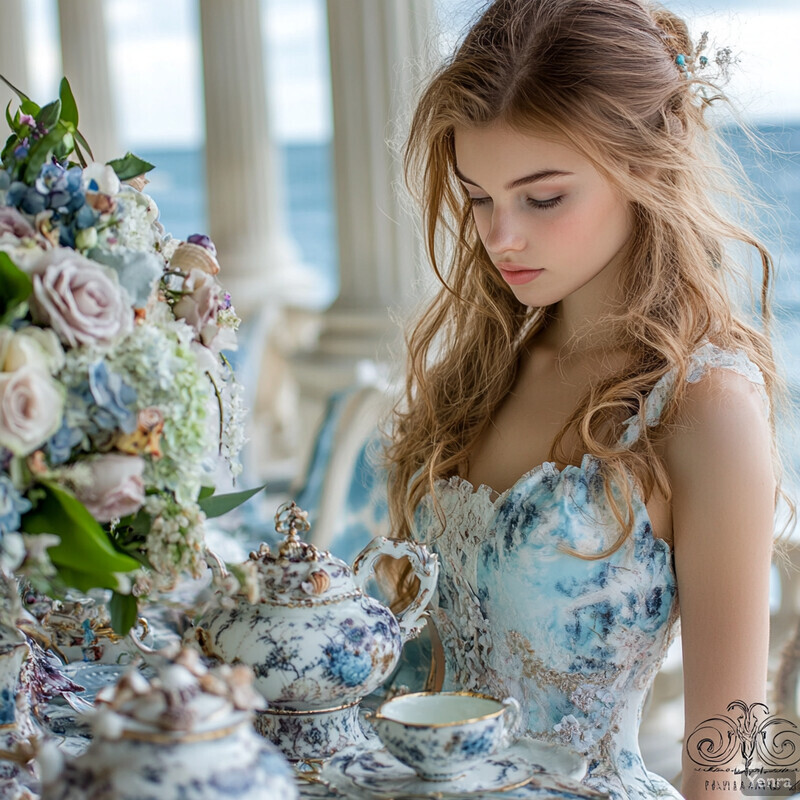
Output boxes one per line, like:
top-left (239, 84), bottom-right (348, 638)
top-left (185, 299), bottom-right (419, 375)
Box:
top-left (664, 365), bottom-right (775, 549)
top-left (664, 366), bottom-right (772, 475)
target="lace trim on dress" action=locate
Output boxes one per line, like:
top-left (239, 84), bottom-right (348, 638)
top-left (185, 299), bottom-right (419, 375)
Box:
top-left (619, 341), bottom-right (769, 448)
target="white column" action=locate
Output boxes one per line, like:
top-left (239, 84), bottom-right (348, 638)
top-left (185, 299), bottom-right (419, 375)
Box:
top-left (0, 0), bottom-right (29, 117)
top-left (57, 0), bottom-right (118, 163)
top-left (198, 0), bottom-right (305, 322)
top-left (289, 0), bottom-right (435, 457)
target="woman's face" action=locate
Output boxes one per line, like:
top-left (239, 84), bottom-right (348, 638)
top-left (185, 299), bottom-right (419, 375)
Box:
top-left (454, 122), bottom-right (633, 309)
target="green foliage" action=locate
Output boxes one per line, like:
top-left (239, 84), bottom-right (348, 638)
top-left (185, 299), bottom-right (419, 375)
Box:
top-left (198, 485), bottom-right (265, 519)
top-left (0, 252), bottom-right (32, 325)
top-left (109, 591), bottom-right (138, 636)
top-left (21, 481), bottom-right (139, 594)
top-left (58, 78), bottom-right (78, 127)
top-left (106, 152), bottom-right (155, 181)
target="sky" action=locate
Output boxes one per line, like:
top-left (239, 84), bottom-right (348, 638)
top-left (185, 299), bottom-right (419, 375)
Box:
top-left (23, 0), bottom-right (800, 149)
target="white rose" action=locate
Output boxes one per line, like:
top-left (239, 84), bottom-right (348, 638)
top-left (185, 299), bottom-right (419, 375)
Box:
top-left (0, 236), bottom-right (46, 273)
top-left (0, 366), bottom-right (64, 455)
top-left (0, 327), bottom-right (64, 373)
top-left (29, 249), bottom-right (133, 348)
top-left (75, 454), bottom-right (146, 522)
top-left (19, 327), bottom-right (65, 372)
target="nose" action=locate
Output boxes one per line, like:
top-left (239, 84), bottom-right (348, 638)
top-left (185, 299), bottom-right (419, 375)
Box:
top-left (481, 207), bottom-right (526, 257)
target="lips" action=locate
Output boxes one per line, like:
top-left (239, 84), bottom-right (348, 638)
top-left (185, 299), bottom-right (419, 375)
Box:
top-left (497, 263), bottom-right (544, 286)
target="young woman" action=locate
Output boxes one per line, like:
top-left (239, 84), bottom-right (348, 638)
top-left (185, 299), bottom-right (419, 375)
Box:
top-left (384, 1), bottom-right (788, 798)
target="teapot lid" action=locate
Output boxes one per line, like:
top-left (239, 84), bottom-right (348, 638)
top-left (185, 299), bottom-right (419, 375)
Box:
top-left (90, 646), bottom-right (265, 741)
top-left (243, 502), bottom-right (358, 605)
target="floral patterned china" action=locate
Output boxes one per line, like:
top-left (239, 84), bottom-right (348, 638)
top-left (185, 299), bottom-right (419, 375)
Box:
top-left (320, 735), bottom-right (590, 799)
top-left (195, 501), bottom-right (438, 759)
top-left (40, 646), bottom-right (298, 800)
top-left (369, 691), bottom-right (522, 780)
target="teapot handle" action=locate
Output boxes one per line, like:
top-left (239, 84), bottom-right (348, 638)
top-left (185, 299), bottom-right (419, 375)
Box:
top-left (351, 537), bottom-right (439, 643)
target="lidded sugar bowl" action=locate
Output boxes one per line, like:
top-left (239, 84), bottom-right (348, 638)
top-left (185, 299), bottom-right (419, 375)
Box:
top-left (195, 501), bottom-right (439, 759)
top-left (40, 646), bottom-right (298, 800)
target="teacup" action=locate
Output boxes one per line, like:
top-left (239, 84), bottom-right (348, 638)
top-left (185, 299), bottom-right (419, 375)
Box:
top-left (370, 691), bottom-right (522, 781)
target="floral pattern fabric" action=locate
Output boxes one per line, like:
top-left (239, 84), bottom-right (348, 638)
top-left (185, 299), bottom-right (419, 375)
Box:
top-left (413, 344), bottom-right (769, 800)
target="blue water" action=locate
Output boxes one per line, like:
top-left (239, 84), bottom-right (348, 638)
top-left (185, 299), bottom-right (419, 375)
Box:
top-left (139, 143), bottom-right (339, 302)
top-left (138, 128), bottom-right (800, 460)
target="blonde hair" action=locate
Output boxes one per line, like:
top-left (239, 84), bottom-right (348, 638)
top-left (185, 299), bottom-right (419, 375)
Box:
top-left (385, 0), bottom-right (789, 562)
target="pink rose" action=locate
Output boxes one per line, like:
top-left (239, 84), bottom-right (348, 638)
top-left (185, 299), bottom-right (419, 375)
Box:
top-left (173, 268), bottom-right (221, 346)
top-left (76, 454), bottom-right (145, 522)
top-left (0, 206), bottom-right (37, 239)
top-left (0, 366), bottom-right (64, 455)
top-left (29, 249), bottom-right (133, 348)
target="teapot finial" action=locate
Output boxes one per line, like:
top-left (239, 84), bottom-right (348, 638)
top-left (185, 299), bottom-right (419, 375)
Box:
top-left (274, 501), bottom-right (314, 559)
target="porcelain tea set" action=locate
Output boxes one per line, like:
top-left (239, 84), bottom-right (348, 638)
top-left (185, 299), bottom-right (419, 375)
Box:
top-left (2, 501), bottom-right (590, 799)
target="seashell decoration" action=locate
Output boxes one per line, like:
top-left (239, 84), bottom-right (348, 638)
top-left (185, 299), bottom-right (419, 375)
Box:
top-left (170, 241), bottom-right (220, 276)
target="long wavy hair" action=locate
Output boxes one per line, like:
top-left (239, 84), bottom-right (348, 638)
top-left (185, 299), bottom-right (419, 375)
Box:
top-left (383, 0), bottom-right (789, 567)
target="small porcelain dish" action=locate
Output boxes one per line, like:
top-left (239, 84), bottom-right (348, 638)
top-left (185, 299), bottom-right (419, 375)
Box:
top-left (369, 691), bottom-right (521, 781)
top-left (320, 736), bottom-right (592, 798)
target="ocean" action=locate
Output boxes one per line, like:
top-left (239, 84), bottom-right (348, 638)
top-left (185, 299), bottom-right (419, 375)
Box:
top-left (138, 128), bottom-right (800, 464)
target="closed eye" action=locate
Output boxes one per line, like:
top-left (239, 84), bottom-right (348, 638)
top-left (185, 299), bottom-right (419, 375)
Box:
top-left (527, 196), bottom-right (564, 210)
top-left (469, 196), bottom-right (564, 210)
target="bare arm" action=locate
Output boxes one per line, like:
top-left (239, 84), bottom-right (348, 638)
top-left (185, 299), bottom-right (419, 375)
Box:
top-left (665, 370), bottom-right (775, 800)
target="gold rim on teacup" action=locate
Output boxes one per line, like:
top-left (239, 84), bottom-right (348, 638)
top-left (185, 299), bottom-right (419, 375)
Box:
top-left (371, 690), bottom-right (511, 728)
top-left (258, 699), bottom-right (360, 717)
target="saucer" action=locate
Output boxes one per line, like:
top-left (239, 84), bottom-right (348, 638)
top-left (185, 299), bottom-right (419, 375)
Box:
top-left (320, 736), bottom-right (587, 798)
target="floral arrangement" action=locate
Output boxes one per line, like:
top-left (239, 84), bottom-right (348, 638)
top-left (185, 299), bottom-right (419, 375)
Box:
top-left (0, 78), bottom-right (253, 632)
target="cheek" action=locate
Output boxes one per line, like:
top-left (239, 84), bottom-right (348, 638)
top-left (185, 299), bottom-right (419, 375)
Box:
top-left (552, 195), bottom-right (630, 263)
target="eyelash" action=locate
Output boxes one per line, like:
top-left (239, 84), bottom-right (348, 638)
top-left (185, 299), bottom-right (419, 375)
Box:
top-left (470, 196), bottom-right (564, 210)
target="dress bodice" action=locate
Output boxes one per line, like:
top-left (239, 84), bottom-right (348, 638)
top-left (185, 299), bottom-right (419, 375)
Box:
top-left (412, 343), bottom-right (769, 800)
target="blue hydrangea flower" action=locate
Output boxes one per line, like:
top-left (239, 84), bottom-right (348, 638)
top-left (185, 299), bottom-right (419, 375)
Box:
top-left (0, 474), bottom-right (31, 537)
top-left (84, 361), bottom-right (137, 435)
top-left (35, 163), bottom-right (85, 214)
top-left (324, 643), bottom-right (371, 688)
top-left (7, 181), bottom-right (47, 215)
top-left (47, 419), bottom-right (84, 465)
top-left (90, 248), bottom-right (163, 307)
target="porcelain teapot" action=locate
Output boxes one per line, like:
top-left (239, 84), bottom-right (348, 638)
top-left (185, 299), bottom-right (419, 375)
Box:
top-left (40, 646), bottom-right (298, 800)
top-left (195, 502), bottom-right (439, 712)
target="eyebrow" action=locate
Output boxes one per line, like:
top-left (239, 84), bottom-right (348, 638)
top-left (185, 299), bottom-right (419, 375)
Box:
top-left (454, 165), bottom-right (573, 191)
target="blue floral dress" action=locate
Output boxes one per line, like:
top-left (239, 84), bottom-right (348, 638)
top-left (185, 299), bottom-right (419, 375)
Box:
top-left (412, 343), bottom-right (770, 800)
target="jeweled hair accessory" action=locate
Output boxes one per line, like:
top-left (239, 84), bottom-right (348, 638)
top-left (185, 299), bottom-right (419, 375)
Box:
top-left (676, 30), bottom-right (739, 85)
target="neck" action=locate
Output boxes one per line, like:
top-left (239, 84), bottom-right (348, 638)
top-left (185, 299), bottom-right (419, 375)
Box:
top-left (536, 256), bottom-right (627, 355)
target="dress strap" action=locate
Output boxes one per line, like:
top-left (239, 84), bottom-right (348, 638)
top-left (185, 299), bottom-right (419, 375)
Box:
top-left (618, 342), bottom-right (770, 448)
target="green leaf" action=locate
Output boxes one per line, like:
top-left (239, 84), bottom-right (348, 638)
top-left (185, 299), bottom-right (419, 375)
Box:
top-left (50, 564), bottom-right (110, 595)
top-left (106, 152), bottom-right (155, 181)
top-left (22, 481), bottom-right (139, 590)
top-left (58, 78), bottom-right (78, 127)
top-left (0, 74), bottom-right (32, 104)
top-left (73, 128), bottom-right (94, 163)
top-left (198, 485), bottom-right (266, 519)
top-left (5, 102), bottom-right (14, 131)
top-left (23, 128), bottom-right (68, 183)
top-left (198, 486), bottom-right (215, 501)
top-left (0, 252), bottom-right (32, 325)
top-left (20, 99), bottom-right (39, 117)
top-left (109, 591), bottom-right (138, 636)
top-left (53, 132), bottom-right (74, 161)
top-left (2, 131), bottom-right (18, 164)
top-left (36, 99), bottom-right (61, 131)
